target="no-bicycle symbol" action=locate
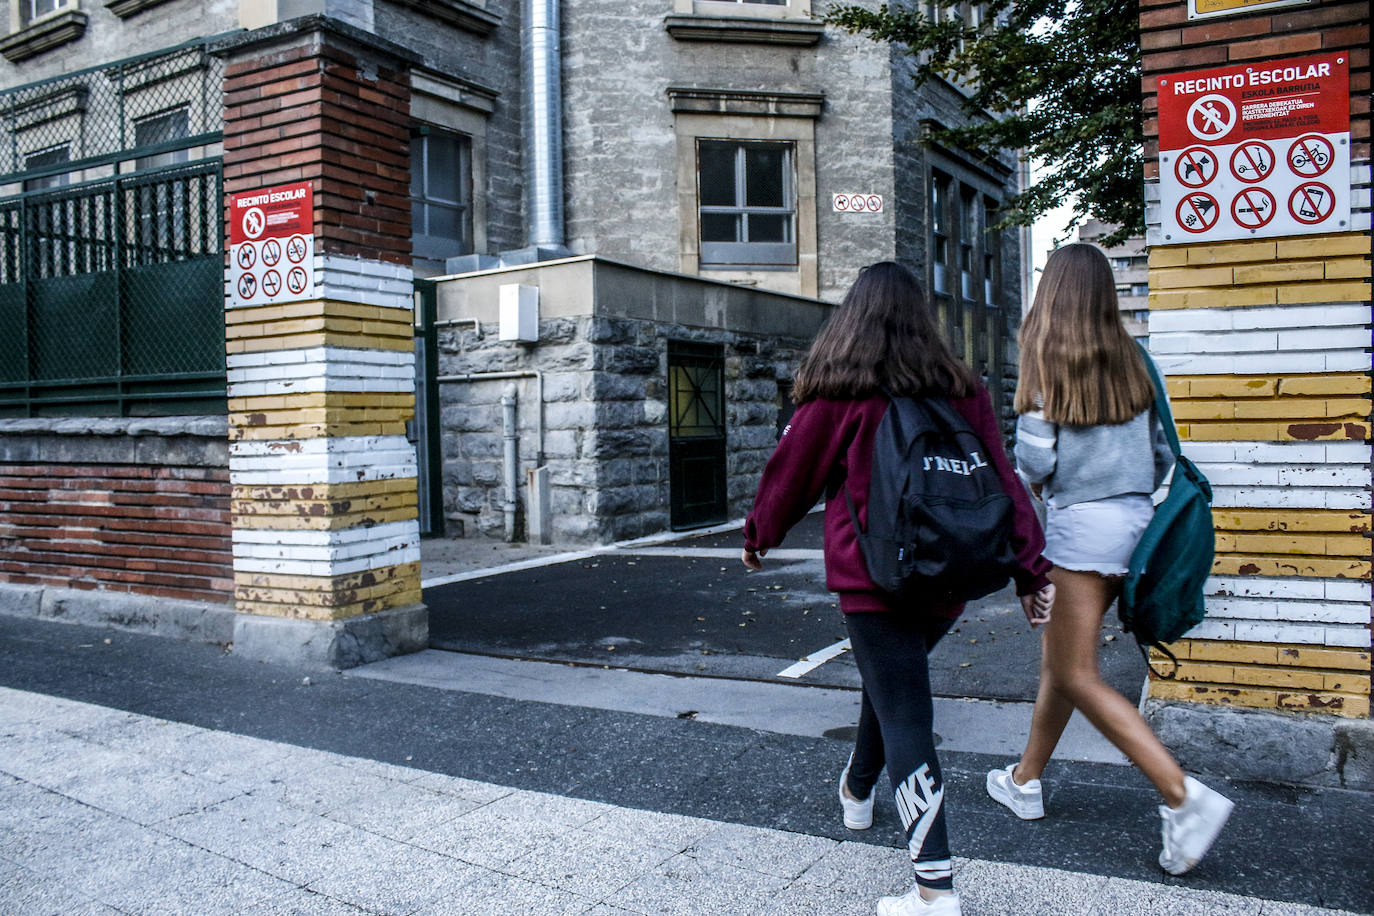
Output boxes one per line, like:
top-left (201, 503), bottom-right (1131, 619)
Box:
top-left (261, 270), bottom-right (282, 298)
top-left (286, 235), bottom-right (308, 263)
top-left (1229, 141), bottom-right (1274, 184)
top-left (1288, 182), bottom-right (1335, 225)
top-left (286, 266), bottom-right (309, 295)
top-left (1175, 147), bottom-right (1217, 188)
top-left (1176, 192), bottom-right (1219, 233)
top-left (1287, 135), bottom-right (1334, 178)
top-left (237, 273), bottom-right (256, 300)
top-left (1231, 187), bottom-right (1275, 230)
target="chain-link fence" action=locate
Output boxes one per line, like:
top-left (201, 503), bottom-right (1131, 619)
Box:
top-left (0, 38), bottom-right (226, 417)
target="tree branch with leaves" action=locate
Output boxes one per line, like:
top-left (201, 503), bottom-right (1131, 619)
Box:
top-left (824, 0), bottom-right (1143, 247)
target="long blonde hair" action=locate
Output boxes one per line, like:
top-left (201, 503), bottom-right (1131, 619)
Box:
top-left (1015, 243), bottom-right (1154, 426)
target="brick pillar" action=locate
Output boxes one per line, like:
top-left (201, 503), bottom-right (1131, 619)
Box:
top-left (1138, 0), bottom-right (1371, 775)
top-left (215, 19), bottom-right (425, 668)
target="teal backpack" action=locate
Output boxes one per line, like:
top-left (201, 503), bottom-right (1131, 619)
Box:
top-left (1119, 343), bottom-right (1214, 678)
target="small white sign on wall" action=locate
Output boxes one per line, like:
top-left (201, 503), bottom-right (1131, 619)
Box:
top-left (832, 193), bottom-right (884, 213)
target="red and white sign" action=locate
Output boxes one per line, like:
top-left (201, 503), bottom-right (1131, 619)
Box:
top-left (228, 182), bottom-right (316, 307)
top-left (1157, 53), bottom-right (1349, 244)
top-left (832, 193), bottom-right (884, 213)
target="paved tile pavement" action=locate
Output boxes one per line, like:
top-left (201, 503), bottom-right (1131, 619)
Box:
top-left (2, 686), bottom-right (1363, 916)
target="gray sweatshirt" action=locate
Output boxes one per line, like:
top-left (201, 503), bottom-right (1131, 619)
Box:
top-left (1015, 406), bottom-right (1175, 509)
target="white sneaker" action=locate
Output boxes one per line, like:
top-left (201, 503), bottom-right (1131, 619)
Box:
top-left (1158, 776), bottom-right (1235, 875)
top-left (876, 885), bottom-right (961, 916)
top-left (985, 763), bottom-right (1044, 820)
top-left (839, 754), bottom-right (874, 830)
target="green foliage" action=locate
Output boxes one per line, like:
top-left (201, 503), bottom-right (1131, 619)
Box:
top-left (823, 0), bottom-right (1143, 246)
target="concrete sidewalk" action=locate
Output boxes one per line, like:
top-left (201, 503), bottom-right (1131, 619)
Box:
top-left (1, 686), bottom-right (1362, 916)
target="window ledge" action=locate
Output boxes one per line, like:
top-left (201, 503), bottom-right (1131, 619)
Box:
top-left (104, 0), bottom-right (176, 18)
top-left (1, 10), bottom-right (89, 63)
top-left (664, 14), bottom-right (823, 46)
top-left (667, 86), bottom-right (824, 118)
top-left (388, 0), bottom-right (502, 37)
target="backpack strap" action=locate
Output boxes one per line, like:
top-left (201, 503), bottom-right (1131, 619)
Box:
top-left (1136, 341), bottom-right (1181, 459)
top-left (1137, 638), bottom-right (1183, 679)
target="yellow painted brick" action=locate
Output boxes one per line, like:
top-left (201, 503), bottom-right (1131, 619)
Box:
top-left (1324, 673), bottom-right (1371, 693)
top-left (1233, 397), bottom-right (1370, 420)
top-left (1184, 240), bottom-right (1277, 265)
top-left (231, 492), bottom-right (416, 517)
top-left (1148, 247), bottom-right (1191, 268)
top-left (1233, 261), bottom-right (1325, 284)
top-left (1278, 374), bottom-right (1371, 396)
top-left (1175, 641), bottom-right (1279, 665)
top-left (1148, 679), bottom-right (1279, 709)
top-left (1276, 691), bottom-right (1368, 716)
top-left (1172, 661), bottom-right (1238, 684)
top-left (233, 562), bottom-right (420, 593)
top-left (1151, 266), bottom-right (1238, 289)
top-left (1276, 234), bottom-right (1374, 259)
top-left (1148, 286), bottom-right (1278, 309)
top-left (1179, 376), bottom-right (1276, 398)
top-left (1325, 257), bottom-right (1373, 280)
top-left (1211, 508), bottom-right (1371, 534)
top-left (1181, 422), bottom-right (1279, 440)
top-left (1275, 644), bottom-right (1373, 671)
top-left (1279, 420), bottom-right (1370, 441)
top-left (1226, 665), bottom-right (1329, 691)
top-left (1166, 378), bottom-right (1191, 397)
top-left (230, 506), bottom-right (418, 529)
top-left (232, 478), bottom-right (417, 502)
top-left (1228, 532), bottom-right (1370, 557)
top-left (1211, 556), bottom-right (1370, 578)
top-left (1276, 281), bottom-right (1372, 305)
top-left (1173, 402), bottom-right (1234, 420)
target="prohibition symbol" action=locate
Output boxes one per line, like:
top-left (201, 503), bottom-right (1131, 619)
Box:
top-left (236, 245), bottom-right (256, 270)
top-left (241, 207), bottom-right (266, 240)
top-left (1288, 182), bottom-right (1335, 225)
top-left (1174, 147), bottom-right (1217, 188)
top-left (237, 273), bottom-right (257, 300)
top-left (1229, 141), bottom-right (1274, 184)
top-left (1287, 134), bottom-right (1334, 178)
top-left (849, 194), bottom-right (868, 211)
top-left (261, 238), bottom-right (282, 266)
top-left (286, 235), bottom-right (308, 263)
top-left (261, 270), bottom-right (282, 298)
top-left (1186, 94), bottom-right (1236, 142)
top-left (1231, 187), bottom-right (1275, 230)
top-left (833, 195), bottom-right (850, 211)
top-left (1176, 192), bottom-right (1219, 233)
top-left (286, 266), bottom-right (309, 295)
top-left (866, 195), bottom-right (882, 212)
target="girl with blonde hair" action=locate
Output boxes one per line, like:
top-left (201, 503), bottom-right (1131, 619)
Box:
top-left (985, 242), bottom-right (1234, 876)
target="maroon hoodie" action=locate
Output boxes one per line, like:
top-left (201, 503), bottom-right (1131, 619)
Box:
top-left (743, 385), bottom-right (1052, 617)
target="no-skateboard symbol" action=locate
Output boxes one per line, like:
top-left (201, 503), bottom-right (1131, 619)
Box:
top-left (1287, 135), bottom-right (1333, 178)
top-left (1288, 182), bottom-right (1335, 225)
top-left (236, 245), bottom-right (256, 270)
top-left (1177, 192), bottom-right (1219, 233)
top-left (1231, 187), bottom-right (1276, 230)
top-left (237, 273), bottom-right (257, 300)
top-left (286, 235), bottom-right (308, 263)
top-left (261, 270), bottom-right (282, 298)
top-left (1175, 147), bottom-right (1217, 188)
top-left (261, 238), bottom-right (282, 267)
top-left (1229, 141), bottom-right (1274, 183)
top-left (1186, 94), bottom-right (1236, 142)
top-left (286, 266), bottom-right (309, 295)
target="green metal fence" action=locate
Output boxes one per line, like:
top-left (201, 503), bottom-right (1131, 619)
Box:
top-left (0, 38), bottom-right (228, 417)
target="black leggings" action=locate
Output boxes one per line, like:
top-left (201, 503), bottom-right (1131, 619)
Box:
top-left (845, 611), bottom-right (956, 891)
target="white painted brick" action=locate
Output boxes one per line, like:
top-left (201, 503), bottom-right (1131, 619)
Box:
top-left (1231, 443), bottom-right (1327, 464)
top-left (1233, 622), bottom-right (1326, 644)
top-left (1209, 486), bottom-right (1367, 509)
top-left (1324, 442), bottom-right (1373, 463)
top-left (1324, 489), bottom-right (1373, 510)
top-left (1149, 310), bottom-right (1231, 333)
top-left (1197, 464), bottom-right (1280, 486)
top-left (232, 520), bottom-right (417, 547)
top-left (1279, 326), bottom-right (1370, 350)
top-left (1277, 466), bottom-right (1371, 487)
top-left (1188, 620), bottom-right (1235, 640)
top-left (1150, 330), bottom-right (1278, 355)
top-left (230, 436), bottom-right (411, 457)
top-left (1208, 576), bottom-right (1326, 600)
top-left (232, 545), bottom-right (421, 578)
top-left (1325, 628), bottom-right (1373, 648)
top-left (1230, 304), bottom-right (1369, 330)
top-left (1325, 351), bottom-right (1373, 372)
top-left (1325, 579), bottom-right (1373, 601)
top-left (1180, 442), bottom-right (1237, 463)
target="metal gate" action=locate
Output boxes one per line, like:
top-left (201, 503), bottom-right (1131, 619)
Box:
top-left (668, 341), bottom-right (727, 529)
top-left (411, 279), bottom-right (444, 537)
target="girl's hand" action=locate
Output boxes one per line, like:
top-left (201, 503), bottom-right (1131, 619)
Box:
top-left (741, 547), bottom-right (765, 570)
top-left (1020, 583), bottom-right (1055, 627)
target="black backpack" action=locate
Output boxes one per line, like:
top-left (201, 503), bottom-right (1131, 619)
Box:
top-left (847, 394), bottom-right (1020, 603)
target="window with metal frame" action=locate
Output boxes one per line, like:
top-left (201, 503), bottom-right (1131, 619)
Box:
top-left (930, 171), bottom-right (951, 295)
top-left (983, 199), bottom-right (999, 306)
top-left (959, 186), bottom-right (978, 301)
top-left (410, 126), bottom-right (473, 264)
top-left (697, 139), bottom-right (796, 268)
top-left (22, 145), bottom-right (69, 192)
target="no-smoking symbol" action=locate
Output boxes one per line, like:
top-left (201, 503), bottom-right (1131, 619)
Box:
top-left (1176, 192), bottom-right (1219, 233)
top-left (1229, 141), bottom-right (1274, 184)
top-left (1175, 147), bottom-right (1217, 188)
top-left (261, 238), bottom-right (282, 267)
top-left (1289, 182), bottom-right (1335, 225)
top-left (261, 270), bottom-right (282, 298)
top-left (1287, 134), bottom-right (1333, 178)
top-left (286, 235), bottom-right (308, 263)
top-left (286, 266), bottom-right (309, 295)
top-left (1231, 188), bottom-right (1275, 230)
top-left (237, 273), bottom-right (257, 300)
top-left (236, 245), bottom-right (256, 270)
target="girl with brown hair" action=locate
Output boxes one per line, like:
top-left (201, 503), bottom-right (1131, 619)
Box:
top-left (743, 261), bottom-right (1054, 916)
top-left (985, 242), bottom-right (1234, 876)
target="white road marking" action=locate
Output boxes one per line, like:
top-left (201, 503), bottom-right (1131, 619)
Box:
top-left (625, 547), bottom-right (824, 560)
top-left (776, 638), bottom-right (852, 679)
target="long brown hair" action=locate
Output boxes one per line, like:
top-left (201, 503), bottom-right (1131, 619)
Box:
top-left (1015, 243), bottom-right (1154, 426)
top-left (791, 261), bottom-right (977, 404)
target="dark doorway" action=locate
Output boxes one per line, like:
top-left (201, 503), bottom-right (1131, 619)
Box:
top-left (411, 279), bottom-right (444, 537)
top-left (667, 341), bottom-right (727, 529)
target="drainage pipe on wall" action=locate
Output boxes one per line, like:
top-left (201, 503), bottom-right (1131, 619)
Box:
top-left (500, 384), bottom-right (519, 542)
top-left (523, 0), bottom-right (565, 248)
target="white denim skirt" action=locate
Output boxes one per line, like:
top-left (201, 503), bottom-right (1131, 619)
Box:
top-left (1044, 494), bottom-right (1155, 577)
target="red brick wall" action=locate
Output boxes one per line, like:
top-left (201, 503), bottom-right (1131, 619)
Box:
top-left (1140, 0), bottom-right (1371, 179)
top-left (221, 33), bottom-right (412, 263)
top-left (0, 465), bottom-right (232, 603)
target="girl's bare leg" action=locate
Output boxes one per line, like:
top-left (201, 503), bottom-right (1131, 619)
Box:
top-left (1016, 566), bottom-right (1187, 808)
